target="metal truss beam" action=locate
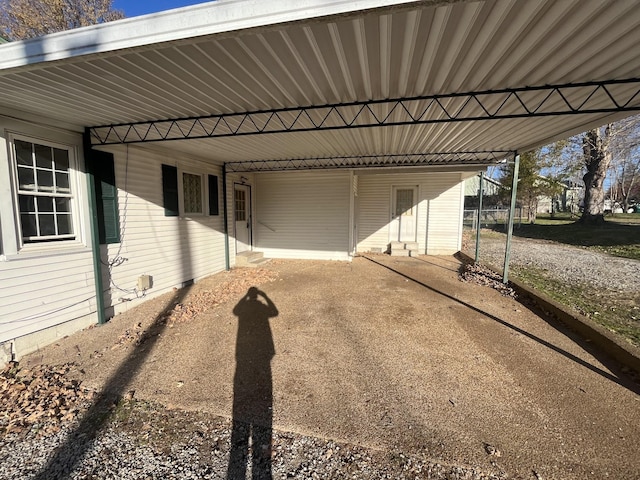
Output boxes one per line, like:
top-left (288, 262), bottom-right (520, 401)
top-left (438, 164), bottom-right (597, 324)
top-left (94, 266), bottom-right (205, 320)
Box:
top-left (89, 78), bottom-right (640, 145)
top-left (224, 151), bottom-right (512, 173)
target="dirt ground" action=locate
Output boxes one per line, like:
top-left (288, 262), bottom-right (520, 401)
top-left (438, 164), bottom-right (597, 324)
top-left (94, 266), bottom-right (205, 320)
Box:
top-left (23, 255), bottom-right (640, 479)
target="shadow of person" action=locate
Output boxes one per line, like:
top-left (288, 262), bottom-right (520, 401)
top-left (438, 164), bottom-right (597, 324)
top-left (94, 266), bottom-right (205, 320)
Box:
top-left (227, 287), bottom-right (279, 480)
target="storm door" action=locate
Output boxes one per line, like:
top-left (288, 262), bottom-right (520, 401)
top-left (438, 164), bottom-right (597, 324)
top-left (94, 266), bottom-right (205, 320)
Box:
top-left (234, 184), bottom-right (252, 253)
top-left (389, 186), bottom-right (417, 242)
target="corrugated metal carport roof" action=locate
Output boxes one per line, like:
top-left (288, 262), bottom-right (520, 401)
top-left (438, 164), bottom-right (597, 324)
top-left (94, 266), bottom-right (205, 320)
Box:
top-left (0, 0), bottom-right (639, 169)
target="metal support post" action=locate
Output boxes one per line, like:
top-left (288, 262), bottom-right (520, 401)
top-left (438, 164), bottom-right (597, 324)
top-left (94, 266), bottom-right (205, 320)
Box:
top-left (503, 153), bottom-right (520, 283)
top-left (222, 163), bottom-right (230, 271)
top-left (82, 128), bottom-right (106, 324)
top-left (474, 172), bottom-right (484, 263)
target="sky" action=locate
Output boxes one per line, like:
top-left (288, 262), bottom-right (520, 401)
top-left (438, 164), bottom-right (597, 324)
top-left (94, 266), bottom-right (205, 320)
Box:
top-left (112, 0), bottom-right (213, 18)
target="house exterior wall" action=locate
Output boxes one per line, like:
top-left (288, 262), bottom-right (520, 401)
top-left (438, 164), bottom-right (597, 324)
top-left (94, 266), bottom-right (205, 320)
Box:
top-left (254, 171), bottom-right (351, 260)
top-left (98, 145), bottom-right (226, 317)
top-left (424, 174), bottom-right (465, 255)
top-left (356, 172), bottom-right (464, 255)
top-left (0, 119), bottom-right (228, 362)
top-left (1, 118), bottom-right (470, 364)
top-left (536, 196), bottom-right (553, 214)
top-left (0, 118), bottom-right (96, 362)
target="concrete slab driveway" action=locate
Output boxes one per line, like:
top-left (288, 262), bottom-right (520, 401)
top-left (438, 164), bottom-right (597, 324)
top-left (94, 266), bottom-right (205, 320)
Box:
top-left (25, 256), bottom-right (640, 479)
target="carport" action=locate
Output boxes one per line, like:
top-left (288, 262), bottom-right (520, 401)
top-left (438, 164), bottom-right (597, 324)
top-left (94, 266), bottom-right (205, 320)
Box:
top-left (1, 1), bottom-right (640, 332)
top-left (2, 2), bottom-right (640, 472)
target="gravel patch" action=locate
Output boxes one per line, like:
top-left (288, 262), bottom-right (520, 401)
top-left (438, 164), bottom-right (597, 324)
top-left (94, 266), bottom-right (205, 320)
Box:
top-left (459, 263), bottom-right (517, 297)
top-left (0, 400), bottom-right (507, 480)
top-left (475, 235), bottom-right (640, 292)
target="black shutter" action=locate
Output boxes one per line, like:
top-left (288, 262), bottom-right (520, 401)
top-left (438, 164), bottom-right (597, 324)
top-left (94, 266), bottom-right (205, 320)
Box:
top-left (162, 164), bottom-right (179, 216)
top-left (208, 174), bottom-right (219, 215)
top-left (93, 151), bottom-right (120, 244)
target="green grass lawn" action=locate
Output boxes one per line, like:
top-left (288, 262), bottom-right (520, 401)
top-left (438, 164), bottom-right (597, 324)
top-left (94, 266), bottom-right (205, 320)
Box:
top-left (512, 265), bottom-right (640, 348)
top-left (493, 213), bottom-right (640, 261)
top-left (469, 213), bottom-right (640, 347)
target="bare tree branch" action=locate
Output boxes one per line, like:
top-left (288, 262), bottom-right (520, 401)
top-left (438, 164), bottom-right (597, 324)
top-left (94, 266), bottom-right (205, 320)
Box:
top-left (0, 0), bottom-right (123, 40)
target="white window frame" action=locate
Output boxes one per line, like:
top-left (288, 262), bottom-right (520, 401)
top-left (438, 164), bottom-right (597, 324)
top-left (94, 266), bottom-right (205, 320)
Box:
top-left (178, 169), bottom-right (206, 217)
top-left (8, 133), bottom-right (83, 252)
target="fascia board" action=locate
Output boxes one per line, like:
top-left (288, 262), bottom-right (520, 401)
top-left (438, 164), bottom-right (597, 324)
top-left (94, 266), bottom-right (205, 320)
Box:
top-left (0, 0), bottom-right (427, 71)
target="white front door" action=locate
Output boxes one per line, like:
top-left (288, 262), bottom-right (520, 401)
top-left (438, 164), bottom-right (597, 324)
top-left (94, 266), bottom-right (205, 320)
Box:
top-left (389, 186), bottom-right (418, 242)
top-left (234, 184), bottom-right (252, 253)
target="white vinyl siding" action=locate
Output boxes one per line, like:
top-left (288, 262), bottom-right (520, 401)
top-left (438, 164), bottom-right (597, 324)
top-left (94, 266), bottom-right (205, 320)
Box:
top-left (101, 146), bottom-right (226, 316)
top-left (0, 120), bottom-right (96, 353)
top-left (424, 175), bottom-right (465, 255)
top-left (356, 172), bottom-right (465, 255)
top-left (0, 251), bottom-right (96, 344)
top-left (254, 171), bottom-right (351, 260)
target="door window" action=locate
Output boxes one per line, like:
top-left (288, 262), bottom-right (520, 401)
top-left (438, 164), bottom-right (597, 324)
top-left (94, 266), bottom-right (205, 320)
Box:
top-left (235, 188), bottom-right (246, 221)
top-left (395, 188), bottom-right (414, 216)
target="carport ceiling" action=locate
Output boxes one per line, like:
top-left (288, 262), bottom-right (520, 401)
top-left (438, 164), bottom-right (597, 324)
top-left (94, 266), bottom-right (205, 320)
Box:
top-left (0, 0), bottom-right (639, 167)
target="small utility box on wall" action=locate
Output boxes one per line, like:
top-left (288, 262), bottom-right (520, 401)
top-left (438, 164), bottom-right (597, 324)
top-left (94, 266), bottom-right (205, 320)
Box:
top-left (137, 275), bottom-right (153, 291)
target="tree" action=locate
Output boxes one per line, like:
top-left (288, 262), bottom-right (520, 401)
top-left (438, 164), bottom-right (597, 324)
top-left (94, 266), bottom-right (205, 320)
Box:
top-left (0, 0), bottom-right (123, 41)
top-left (581, 126), bottom-right (612, 224)
top-left (608, 114), bottom-right (640, 212)
top-left (499, 149), bottom-right (562, 224)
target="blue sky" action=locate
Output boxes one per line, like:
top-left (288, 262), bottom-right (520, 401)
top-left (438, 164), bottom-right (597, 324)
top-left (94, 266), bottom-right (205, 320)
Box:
top-left (112, 0), bottom-right (212, 18)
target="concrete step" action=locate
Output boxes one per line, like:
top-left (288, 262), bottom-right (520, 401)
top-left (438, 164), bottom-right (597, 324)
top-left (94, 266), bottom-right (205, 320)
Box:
top-left (245, 257), bottom-right (271, 268)
top-left (404, 241), bottom-right (419, 251)
top-left (389, 241), bottom-right (419, 251)
top-left (388, 241), bottom-right (420, 257)
top-left (235, 251), bottom-right (265, 266)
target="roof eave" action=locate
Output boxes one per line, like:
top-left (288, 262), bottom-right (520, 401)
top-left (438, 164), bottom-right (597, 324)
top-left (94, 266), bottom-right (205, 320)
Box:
top-left (0, 0), bottom-right (432, 71)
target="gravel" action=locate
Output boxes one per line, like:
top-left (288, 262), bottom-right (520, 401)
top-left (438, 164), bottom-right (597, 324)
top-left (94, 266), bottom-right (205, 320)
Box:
top-left (459, 263), bottom-right (517, 297)
top-left (7, 255), bottom-right (638, 479)
top-left (474, 235), bottom-right (640, 291)
top-left (0, 399), bottom-right (507, 480)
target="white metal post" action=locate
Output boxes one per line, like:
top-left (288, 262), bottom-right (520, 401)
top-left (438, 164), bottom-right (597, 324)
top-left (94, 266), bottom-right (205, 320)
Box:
top-left (503, 153), bottom-right (520, 283)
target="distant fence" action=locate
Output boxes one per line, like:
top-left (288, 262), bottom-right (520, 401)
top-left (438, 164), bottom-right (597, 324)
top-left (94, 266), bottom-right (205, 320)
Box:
top-left (463, 208), bottom-right (522, 230)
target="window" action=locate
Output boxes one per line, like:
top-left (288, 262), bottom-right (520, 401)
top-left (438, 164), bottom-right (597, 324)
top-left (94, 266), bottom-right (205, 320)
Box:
top-left (13, 138), bottom-right (76, 243)
top-left (182, 172), bottom-right (203, 214)
top-left (162, 165), bottom-right (216, 217)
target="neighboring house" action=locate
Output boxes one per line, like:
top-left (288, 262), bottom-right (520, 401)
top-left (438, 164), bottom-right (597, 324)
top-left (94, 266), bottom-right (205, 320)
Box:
top-left (603, 199), bottom-right (631, 214)
top-left (464, 175), bottom-right (502, 198)
top-left (464, 175), bottom-right (503, 208)
top-left (465, 174), bottom-right (583, 215)
top-left (0, 0), bottom-right (638, 363)
top-left (536, 181), bottom-right (584, 214)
